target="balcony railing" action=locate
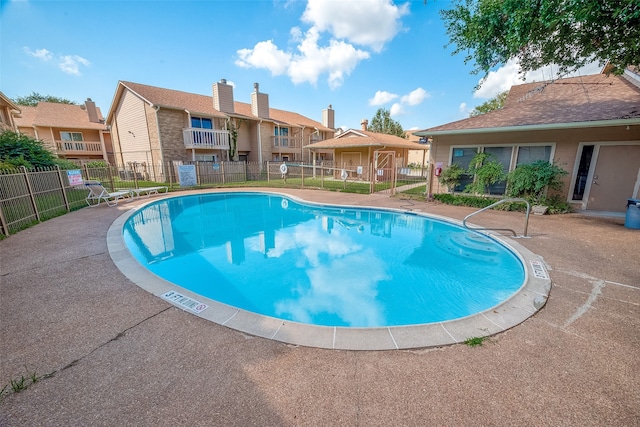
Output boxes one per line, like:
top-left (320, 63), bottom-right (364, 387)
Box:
top-left (272, 136), bottom-right (301, 149)
top-left (56, 140), bottom-right (103, 155)
top-left (183, 128), bottom-right (230, 150)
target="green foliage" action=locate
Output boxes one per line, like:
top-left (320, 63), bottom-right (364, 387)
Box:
top-left (441, 0), bottom-right (640, 82)
top-left (0, 131), bottom-right (58, 169)
top-left (433, 193), bottom-right (527, 211)
top-left (439, 163), bottom-right (464, 193)
top-left (54, 158), bottom-right (81, 170)
top-left (464, 336), bottom-right (486, 347)
top-left (506, 160), bottom-right (568, 204)
top-left (85, 160), bottom-right (108, 168)
top-left (12, 91), bottom-right (77, 106)
top-left (464, 153), bottom-right (505, 195)
top-left (368, 108), bottom-right (406, 138)
top-left (470, 91), bottom-right (508, 116)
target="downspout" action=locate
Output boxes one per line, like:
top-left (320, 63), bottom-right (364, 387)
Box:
top-left (300, 125), bottom-right (305, 162)
top-left (152, 104), bottom-right (166, 179)
top-left (184, 109), bottom-right (194, 161)
top-left (257, 119), bottom-right (263, 168)
top-left (99, 130), bottom-right (108, 162)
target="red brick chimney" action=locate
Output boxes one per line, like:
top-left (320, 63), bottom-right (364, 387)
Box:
top-left (361, 119), bottom-right (368, 131)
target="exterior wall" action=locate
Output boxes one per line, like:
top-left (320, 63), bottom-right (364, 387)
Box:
top-left (17, 126), bottom-right (36, 138)
top-left (114, 90), bottom-right (153, 168)
top-left (0, 105), bottom-right (16, 132)
top-left (428, 125), bottom-right (640, 206)
top-left (144, 103), bottom-right (163, 169)
top-left (157, 108), bottom-right (188, 163)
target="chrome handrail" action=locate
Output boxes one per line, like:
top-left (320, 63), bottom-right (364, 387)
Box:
top-left (462, 198), bottom-right (530, 237)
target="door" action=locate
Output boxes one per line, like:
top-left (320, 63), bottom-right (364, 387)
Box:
top-left (587, 145), bottom-right (640, 211)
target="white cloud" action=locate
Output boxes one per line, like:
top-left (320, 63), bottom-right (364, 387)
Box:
top-left (58, 55), bottom-right (90, 76)
top-left (401, 87), bottom-right (429, 105)
top-left (237, 28), bottom-right (369, 89)
top-left (236, 0), bottom-right (407, 89)
top-left (474, 58), bottom-right (604, 99)
top-left (369, 90), bottom-right (398, 106)
top-left (301, 0), bottom-right (408, 53)
top-left (389, 102), bottom-right (403, 116)
top-left (23, 47), bottom-right (53, 61)
top-left (23, 46), bottom-right (90, 76)
top-left (236, 40), bottom-right (291, 76)
top-left (459, 102), bottom-right (467, 113)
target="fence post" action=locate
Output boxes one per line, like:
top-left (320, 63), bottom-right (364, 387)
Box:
top-left (0, 173), bottom-right (9, 234)
top-left (196, 161), bottom-right (201, 186)
top-left (21, 166), bottom-right (41, 222)
top-left (267, 161), bottom-right (270, 182)
top-left (132, 163), bottom-right (139, 188)
top-left (168, 161), bottom-right (173, 188)
top-left (321, 165), bottom-right (324, 188)
top-left (56, 165), bottom-right (71, 212)
top-left (221, 161), bottom-right (226, 184)
top-left (301, 163), bottom-right (304, 188)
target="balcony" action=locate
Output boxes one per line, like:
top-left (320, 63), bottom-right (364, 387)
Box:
top-left (272, 136), bottom-right (301, 150)
top-left (56, 140), bottom-right (103, 156)
top-left (183, 128), bottom-right (230, 150)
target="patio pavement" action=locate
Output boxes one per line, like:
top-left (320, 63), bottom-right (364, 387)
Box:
top-left (1, 188), bottom-right (638, 426)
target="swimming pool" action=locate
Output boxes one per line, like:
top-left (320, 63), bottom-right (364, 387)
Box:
top-left (109, 190), bottom-right (551, 350)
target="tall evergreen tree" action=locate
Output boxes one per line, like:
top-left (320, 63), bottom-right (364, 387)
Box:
top-left (368, 108), bottom-right (406, 138)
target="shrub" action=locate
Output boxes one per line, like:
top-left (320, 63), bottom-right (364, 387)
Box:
top-left (0, 131), bottom-right (57, 169)
top-left (464, 153), bottom-right (505, 195)
top-left (439, 163), bottom-right (464, 193)
top-left (506, 160), bottom-right (568, 204)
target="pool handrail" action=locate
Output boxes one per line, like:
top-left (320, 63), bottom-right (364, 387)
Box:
top-left (462, 198), bottom-right (530, 238)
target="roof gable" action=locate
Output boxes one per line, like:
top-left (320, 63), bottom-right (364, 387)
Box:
top-left (113, 81), bottom-right (332, 132)
top-left (14, 102), bottom-right (107, 130)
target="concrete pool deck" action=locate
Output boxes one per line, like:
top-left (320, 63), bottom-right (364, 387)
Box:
top-left (1, 188), bottom-right (638, 425)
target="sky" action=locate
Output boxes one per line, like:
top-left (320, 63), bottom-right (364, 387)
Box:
top-left (0, 0), bottom-right (602, 131)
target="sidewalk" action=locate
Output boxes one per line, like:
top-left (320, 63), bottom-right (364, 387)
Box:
top-left (1, 188), bottom-right (638, 426)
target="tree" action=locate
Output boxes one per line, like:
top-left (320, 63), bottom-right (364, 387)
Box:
top-left (13, 92), bottom-right (77, 106)
top-left (470, 91), bottom-right (508, 116)
top-left (440, 0), bottom-right (640, 82)
top-left (0, 131), bottom-right (58, 169)
top-left (368, 108), bottom-right (406, 138)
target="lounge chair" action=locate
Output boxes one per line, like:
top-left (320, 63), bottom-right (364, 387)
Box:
top-left (85, 180), bottom-right (132, 207)
top-left (127, 186), bottom-right (169, 199)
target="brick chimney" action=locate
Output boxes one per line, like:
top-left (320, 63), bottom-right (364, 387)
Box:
top-left (361, 119), bottom-right (368, 131)
top-left (322, 104), bottom-right (335, 129)
top-left (251, 83), bottom-right (269, 118)
top-left (212, 79), bottom-right (235, 113)
top-left (85, 98), bottom-right (99, 123)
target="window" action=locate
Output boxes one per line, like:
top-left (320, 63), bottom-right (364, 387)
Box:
top-left (60, 131), bottom-right (83, 141)
top-left (516, 146), bottom-right (552, 166)
top-left (484, 146), bottom-right (512, 194)
top-left (451, 147), bottom-right (478, 192)
top-left (449, 144), bottom-right (553, 194)
top-left (274, 127), bottom-right (289, 147)
top-left (191, 117), bottom-right (212, 129)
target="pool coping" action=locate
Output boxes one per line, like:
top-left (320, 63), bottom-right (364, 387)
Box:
top-left (107, 189), bottom-right (552, 351)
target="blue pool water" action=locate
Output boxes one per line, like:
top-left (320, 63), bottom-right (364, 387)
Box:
top-left (123, 192), bottom-right (525, 327)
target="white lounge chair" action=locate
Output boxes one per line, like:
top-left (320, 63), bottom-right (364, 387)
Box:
top-left (85, 180), bottom-right (132, 207)
top-left (127, 186), bottom-right (169, 199)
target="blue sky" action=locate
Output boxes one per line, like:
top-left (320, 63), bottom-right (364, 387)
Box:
top-left (0, 0), bottom-right (601, 131)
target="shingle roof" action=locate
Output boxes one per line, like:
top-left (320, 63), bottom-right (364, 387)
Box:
top-left (14, 102), bottom-right (107, 130)
top-left (420, 73), bottom-right (640, 134)
top-left (306, 129), bottom-right (428, 150)
top-left (118, 81), bottom-right (333, 132)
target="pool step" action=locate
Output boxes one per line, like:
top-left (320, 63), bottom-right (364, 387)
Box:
top-left (435, 232), bottom-right (500, 261)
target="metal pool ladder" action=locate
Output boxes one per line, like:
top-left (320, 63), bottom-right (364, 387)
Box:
top-left (462, 198), bottom-right (530, 238)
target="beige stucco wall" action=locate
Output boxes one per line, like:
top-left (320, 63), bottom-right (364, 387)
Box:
top-left (428, 124), bottom-right (640, 202)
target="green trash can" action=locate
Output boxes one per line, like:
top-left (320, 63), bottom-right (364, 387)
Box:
top-left (625, 198), bottom-right (640, 229)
